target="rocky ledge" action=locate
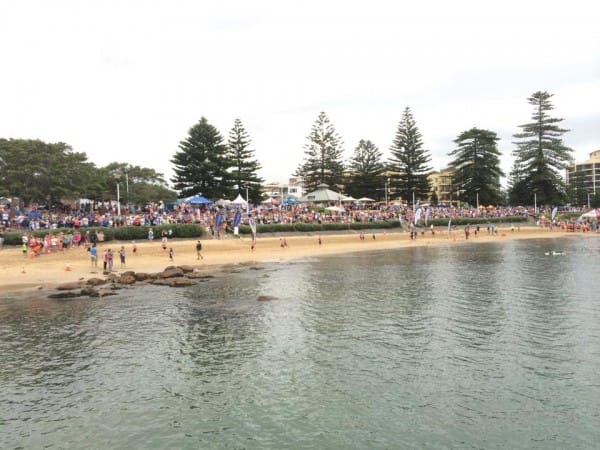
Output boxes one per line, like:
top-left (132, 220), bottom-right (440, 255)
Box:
top-left (49, 265), bottom-right (215, 299)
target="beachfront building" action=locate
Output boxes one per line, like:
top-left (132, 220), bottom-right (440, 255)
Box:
top-left (428, 167), bottom-right (457, 206)
top-left (566, 149), bottom-right (600, 195)
top-left (260, 177), bottom-right (305, 200)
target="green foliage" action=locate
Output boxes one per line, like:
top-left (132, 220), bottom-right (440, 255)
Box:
top-left (227, 118), bottom-right (264, 204)
top-left (346, 139), bottom-right (385, 200)
top-left (425, 216), bottom-right (528, 227)
top-left (510, 91), bottom-right (573, 205)
top-left (295, 112), bottom-right (346, 192)
top-left (0, 138), bottom-right (93, 205)
top-left (171, 117), bottom-right (233, 200)
top-left (448, 128), bottom-right (504, 206)
top-left (387, 107), bottom-right (433, 204)
top-left (100, 162), bottom-right (176, 206)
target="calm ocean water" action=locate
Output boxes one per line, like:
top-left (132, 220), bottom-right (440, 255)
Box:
top-left (1, 237), bottom-right (600, 449)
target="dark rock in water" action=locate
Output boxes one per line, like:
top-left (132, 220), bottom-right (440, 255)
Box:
top-left (118, 274), bottom-right (136, 285)
top-left (257, 295), bottom-right (279, 302)
top-left (56, 282), bottom-right (85, 291)
top-left (106, 273), bottom-right (119, 282)
top-left (186, 272), bottom-right (214, 279)
top-left (87, 277), bottom-right (108, 286)
top-left (121, 271), bottom-right (136, 277)
top-left (48, 291), bottom-right (83, 299)
top-left (178, 265), bottom-right (194, 273)
top-left (134, 272), bottom-right (152, 281)
top-left (249, 266), bottom-right (264, 271)
top-left (159, 267), bottom-right (185, 279)
top-left (97, 288), bottom-right (118, 297)
top-left (81, 287), bottom-right (99, 297)
top-left (150, 277), bottom-right (193, 287)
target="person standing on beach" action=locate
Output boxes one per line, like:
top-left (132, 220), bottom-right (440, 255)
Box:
top-left (107, 248), bottom-right (114, 271)
top-left (102, 249), bottom-right (108, 271)
top-left (196, 240), bottom-right (203, 260)
top-left (119, 246), bottom-right (126, 268)
top-left (90, 244), bottom-right (98, 268)
top-left (169, 247), bottom-right (174, 261)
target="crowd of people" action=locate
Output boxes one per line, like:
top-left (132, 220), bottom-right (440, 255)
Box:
top-left (1, 200), bottom-right (579, 234)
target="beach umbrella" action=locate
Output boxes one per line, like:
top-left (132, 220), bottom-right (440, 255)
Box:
top-left (357, 197), bottom-right (375, 202)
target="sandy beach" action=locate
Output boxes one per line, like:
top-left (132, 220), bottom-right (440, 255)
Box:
top-left (0, 226), bottom-right (595, 297)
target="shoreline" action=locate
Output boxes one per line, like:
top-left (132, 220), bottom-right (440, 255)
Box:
top-left (0, 226), bottom-right (596, 298)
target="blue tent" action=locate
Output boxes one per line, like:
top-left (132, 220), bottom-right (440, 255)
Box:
top-left (187, 195), bottom-right (213, 205)
top-left (282, 197), bottom-right (300, 205)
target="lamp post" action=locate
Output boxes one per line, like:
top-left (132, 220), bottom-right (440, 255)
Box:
top-left (476, 188), bottom-right (480, 210)
top-left (534, 191), bottom-right (537, 215)
top-left (412, 189), bottom-right (416, 213)
top-left (588, 191), bottom-right (591, 209)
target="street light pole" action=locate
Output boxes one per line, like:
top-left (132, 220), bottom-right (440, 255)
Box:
top-left (588, 191), bottom-right (591, 209)
top-left (476, 188), bottom-right (480, 210)
top-left (412, 190), bottom-right (415, 213)
top-left (534, 191), bottom-right (537, 215)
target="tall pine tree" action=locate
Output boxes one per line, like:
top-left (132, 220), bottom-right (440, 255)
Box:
top-left (387, 107), bottom-right (432, 204)
top-left (295, 112), bottom-right (345, 192)
top-left (510, 91), bottom-right (573, 205)
top-left (226, 118), bottom-right (264, 204)
top-left (346, 139), bottom-right (385, 200)
top-left (448, 128), bottom-right (504, 206)
top-left (171, 117), bottom-right (232, 200)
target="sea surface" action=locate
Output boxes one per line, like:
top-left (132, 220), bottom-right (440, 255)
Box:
top-left (1, 236), bottom-right (600, 449)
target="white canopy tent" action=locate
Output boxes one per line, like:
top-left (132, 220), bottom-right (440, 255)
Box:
top-left (579, 209), bottom-right (600, 219)
top-left (231, 193), bottom-right (248, 207)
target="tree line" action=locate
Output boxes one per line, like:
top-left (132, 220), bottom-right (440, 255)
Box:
top-left (172, 90), bottom-right (577, 207)
top-left (0, 90), bottom-right (586, 210)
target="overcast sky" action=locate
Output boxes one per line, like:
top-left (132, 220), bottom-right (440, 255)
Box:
top-left (1, 0), bottom-right (599, 188)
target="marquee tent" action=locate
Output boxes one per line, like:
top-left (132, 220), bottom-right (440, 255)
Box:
top-left (299, 184), bottom-right (353, 203)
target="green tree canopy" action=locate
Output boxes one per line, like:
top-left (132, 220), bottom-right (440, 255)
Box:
top-left (171, 117), bottom-right (233, 200)
top-left (387, 107), bottom-right (432, 205)
top-left (448, 127), bottom-right (505, 207)
top-left (295, 112), bottom-right (345, 192)
top-left (226, 118), bottom-right (264, 204)
top-left (510, 91), bottom-right (573, 205)
top-left (0, 138), bottom-right (92, 206)
top-left (98, 162), bottom-right (175, 206)
top-left (346, 139), bottom-right (385, 200)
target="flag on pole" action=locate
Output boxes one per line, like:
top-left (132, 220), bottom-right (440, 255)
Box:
top-left (414, 207), bottom-right (422, 225)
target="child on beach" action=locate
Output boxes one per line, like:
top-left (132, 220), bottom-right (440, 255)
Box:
top-left (169, 247), bottom-right (174, 261)
top-left (196, 240), bottom-right (203, 260)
